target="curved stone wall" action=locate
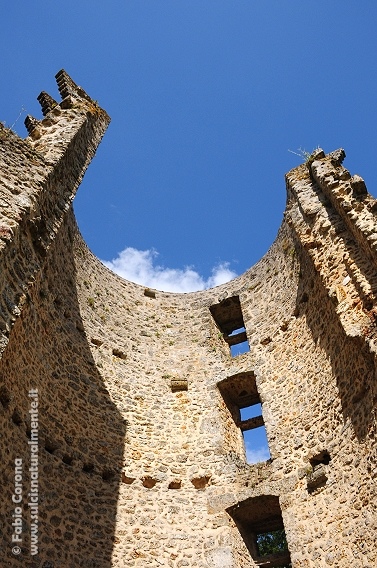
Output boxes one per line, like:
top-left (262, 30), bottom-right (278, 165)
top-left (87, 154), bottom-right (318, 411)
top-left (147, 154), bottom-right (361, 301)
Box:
top-left (0, 72), bottom-right (376, 567)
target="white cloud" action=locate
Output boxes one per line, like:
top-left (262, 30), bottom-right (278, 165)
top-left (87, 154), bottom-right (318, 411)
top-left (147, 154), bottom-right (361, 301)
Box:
top-left (102, 247), bottom-right (237, 293)
top-left (245, 444), bottom-right (271, 464)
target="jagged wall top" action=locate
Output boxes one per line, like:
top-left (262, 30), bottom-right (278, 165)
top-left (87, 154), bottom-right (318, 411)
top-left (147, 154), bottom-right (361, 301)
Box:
top-left (22, 69), bottom-right (110, 165)
top-left (0, 70), bottom-right (110, 355)
top-left (285, 147), bottom-right (377, 350)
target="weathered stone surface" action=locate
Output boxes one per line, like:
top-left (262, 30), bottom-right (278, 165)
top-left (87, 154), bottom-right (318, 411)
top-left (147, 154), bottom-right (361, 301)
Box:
top-left (0, 74), bottom-right (376, 567)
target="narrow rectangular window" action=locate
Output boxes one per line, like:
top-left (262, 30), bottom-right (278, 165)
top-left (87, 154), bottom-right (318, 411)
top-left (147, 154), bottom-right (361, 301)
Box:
top-left (240, 403), bottom-right (271, 464)
top-left (228, 326), bottom-right (249, 356)
top-left (217, 372), bottom-right (271, 464)
top-left (210, 296), bottom-right (250, 357)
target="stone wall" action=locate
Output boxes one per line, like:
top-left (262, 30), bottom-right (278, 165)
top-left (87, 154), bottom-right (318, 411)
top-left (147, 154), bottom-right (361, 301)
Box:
top-left (0, 73), bottom-right (376, 567)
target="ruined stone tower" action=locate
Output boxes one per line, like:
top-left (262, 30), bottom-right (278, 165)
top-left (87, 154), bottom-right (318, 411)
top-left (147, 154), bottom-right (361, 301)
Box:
top-left (0, 72), bottom-right (376, 568)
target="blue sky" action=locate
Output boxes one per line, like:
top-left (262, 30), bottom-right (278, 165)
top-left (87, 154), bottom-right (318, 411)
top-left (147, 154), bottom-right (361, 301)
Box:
top-left (1, 2), bottom-right (377, 292)
top-left (2, 2), bottom-right (376, 463)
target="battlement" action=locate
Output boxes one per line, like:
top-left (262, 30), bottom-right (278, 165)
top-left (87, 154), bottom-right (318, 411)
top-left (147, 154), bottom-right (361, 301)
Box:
top-left (0, 71), bottom-right (110, 354)
top-left (286, 150), bottom-right (377, 346)
top-left (24, 69), bottom-right (110, 163)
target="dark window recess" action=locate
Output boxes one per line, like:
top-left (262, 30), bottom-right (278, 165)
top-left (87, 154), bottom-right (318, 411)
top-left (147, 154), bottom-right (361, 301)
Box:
top-left (218, 372), bottom-right (271, 464)
top-left (102, 470), bottom-right (115, 482)
top-left (227, 495), bottom-right (291, 567)
top-left (62, 455), bottom-right (73, 465)
top-left (307, 451), bottom-right (331, 493)
top-left (210, 296), bottom-right (250, 356)
top-left (0, 386), bottom-right (11, 408)
top-left (45, 440), bottom-right (58, 454)
top-left (310, 450), bottom-right (331, 467)
top-left (12, 410), bottom-right (23, 426)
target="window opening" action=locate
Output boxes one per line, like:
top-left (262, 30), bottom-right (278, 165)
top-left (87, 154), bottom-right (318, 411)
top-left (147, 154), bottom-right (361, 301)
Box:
top-left (227, 495), bottom-right (291, 567)
top-left (257, 528), bottom-right (290, 559)
top-left (229, 326), bottom-right (249, 356)
top-left (240, 402), bottom-right (262, 421)
top-left (218, 373), bottom-right (271, 464)
top-left (210, 296), bottom-right (250, 357)
top-left (241, 402), bottom-right (271, 464)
